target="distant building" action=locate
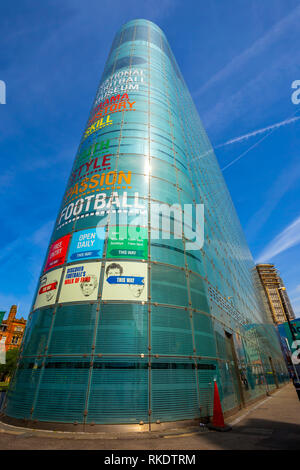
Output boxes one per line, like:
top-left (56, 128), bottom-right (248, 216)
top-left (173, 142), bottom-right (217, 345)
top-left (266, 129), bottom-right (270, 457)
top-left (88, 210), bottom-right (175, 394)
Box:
top-left (256, 264), bottom-right (295, 325)
top-left (278, 276), bottom-right (296, 320)
top-left (0, 305), bottom-right (27, 351)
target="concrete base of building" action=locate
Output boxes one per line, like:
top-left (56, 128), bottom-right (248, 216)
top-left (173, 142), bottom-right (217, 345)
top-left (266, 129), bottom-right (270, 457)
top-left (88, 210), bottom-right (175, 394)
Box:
top-left (0, 383), bottom-right (288, 434)
top-left (0, 413), bottom-right (205, 433)
top-left (0, 383), bottom-right (298, 449)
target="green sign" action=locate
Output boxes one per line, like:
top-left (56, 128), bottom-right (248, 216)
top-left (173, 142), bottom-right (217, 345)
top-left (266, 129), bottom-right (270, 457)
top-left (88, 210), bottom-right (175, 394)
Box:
top-left (107, 226), bottom-right (148, 259)
top-left (282, 319), bottom-right (300, 348)
top-left (0, 311), bottom-right (5, 324)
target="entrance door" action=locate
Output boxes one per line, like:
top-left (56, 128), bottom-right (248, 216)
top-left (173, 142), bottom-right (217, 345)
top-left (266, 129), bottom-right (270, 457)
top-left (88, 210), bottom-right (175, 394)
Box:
top-left (269, 356), bottom-right (279, 389)
top-left (224, 331), bottom-right (245, 409)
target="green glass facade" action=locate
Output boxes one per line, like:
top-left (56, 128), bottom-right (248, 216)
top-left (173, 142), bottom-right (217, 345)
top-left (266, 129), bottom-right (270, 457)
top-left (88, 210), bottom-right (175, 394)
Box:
top-left (2, 19), bottom-right (288, 429)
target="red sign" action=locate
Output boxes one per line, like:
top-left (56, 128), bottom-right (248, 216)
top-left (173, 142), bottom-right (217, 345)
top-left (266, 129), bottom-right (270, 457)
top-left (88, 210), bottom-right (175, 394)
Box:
top-left (39, 281), bottom-right (58, 295)
top-left (44, 234), bottom-right (71, 272)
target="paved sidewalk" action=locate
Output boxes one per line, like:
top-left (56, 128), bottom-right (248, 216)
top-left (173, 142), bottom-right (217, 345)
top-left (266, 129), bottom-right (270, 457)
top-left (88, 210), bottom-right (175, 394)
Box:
top-left (0, 383), bottom-right (299, 449)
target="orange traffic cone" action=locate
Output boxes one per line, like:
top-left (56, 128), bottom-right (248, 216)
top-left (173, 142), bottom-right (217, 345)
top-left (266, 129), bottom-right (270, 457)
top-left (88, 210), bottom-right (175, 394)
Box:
top-left (207, 379), bottom-right (232, 432)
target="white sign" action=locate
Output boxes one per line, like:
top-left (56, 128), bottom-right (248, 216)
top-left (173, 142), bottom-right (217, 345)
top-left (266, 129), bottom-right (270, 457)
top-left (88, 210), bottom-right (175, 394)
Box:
top-left (0, 337), bottom-right (6, 364)
top-left (34, 269), bottom-right (62, 310)
top-left (59, 262), bottom-right (100, 303)
top-left (102, 261), bottom-right (147, 301)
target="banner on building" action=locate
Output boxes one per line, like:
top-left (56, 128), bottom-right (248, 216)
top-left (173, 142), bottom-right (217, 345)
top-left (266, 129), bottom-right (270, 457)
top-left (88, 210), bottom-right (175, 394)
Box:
top-left (107, 226), bottom-right (148, 259)
top-left (34, 269), bottom-right (63, 310)
top-left (67, 228), bottom-right (105, 262)
top-left (59, 262), bottom-right (100, 303)
top-left (44, 234), bottom-right (71, 272)
top-left (102, 261), bottom-right (147, 301)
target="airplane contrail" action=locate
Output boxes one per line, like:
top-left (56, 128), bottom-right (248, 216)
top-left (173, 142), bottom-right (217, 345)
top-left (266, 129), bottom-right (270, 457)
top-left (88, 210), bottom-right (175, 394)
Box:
top-left (216, 116), bottom-right (300, 149)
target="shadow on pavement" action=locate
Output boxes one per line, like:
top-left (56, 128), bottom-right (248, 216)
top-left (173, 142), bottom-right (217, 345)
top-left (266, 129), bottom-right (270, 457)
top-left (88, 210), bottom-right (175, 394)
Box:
top-left (199, 417), bottom-right (300, 450)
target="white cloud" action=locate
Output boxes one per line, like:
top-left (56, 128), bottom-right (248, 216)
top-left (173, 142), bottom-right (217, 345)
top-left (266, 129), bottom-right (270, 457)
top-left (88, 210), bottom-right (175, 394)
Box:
top-left (246, 159), bottom-right (300, 240)
top-left (191, 115), bottom-right (300, 168)
top-left (32, 220), bottom-right (55, 247)
top-left (191, 5), bottom-right (300, 139)
top-left (217, 116), bottom-right (300, 148)
top-left (257, 215), bottom-right (300, 262)
top-left (193, 4), bottom-right (300, 98)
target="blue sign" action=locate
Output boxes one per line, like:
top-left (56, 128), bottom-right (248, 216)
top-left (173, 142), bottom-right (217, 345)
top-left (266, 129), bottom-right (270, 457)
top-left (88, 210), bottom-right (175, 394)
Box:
top-left (106, 276), bottom-right (144, 285)
top-left (68, 228), bottom-right (105, 262)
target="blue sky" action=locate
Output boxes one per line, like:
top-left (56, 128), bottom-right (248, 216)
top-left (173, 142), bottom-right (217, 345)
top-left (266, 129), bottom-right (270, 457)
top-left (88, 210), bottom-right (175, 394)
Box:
top-left (0, 0), bottom-right (300, 319)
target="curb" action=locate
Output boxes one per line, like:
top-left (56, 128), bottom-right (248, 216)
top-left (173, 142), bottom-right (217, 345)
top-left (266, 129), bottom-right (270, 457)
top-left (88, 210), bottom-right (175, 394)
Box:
top-left (0, 423), bottom-right (208, 440)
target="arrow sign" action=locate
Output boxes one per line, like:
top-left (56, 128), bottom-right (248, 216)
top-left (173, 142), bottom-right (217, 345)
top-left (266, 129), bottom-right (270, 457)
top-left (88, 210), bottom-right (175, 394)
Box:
top-left (47, 256), bottom-right (64, 268)
top-left (70, 250), bottom-right (100, 260)
top-left (39, 282), bottom-right (57, 295)
top-left (107, 276), bottom-right (144, 285)
top-left (109, 249), bottom-right (145, 257)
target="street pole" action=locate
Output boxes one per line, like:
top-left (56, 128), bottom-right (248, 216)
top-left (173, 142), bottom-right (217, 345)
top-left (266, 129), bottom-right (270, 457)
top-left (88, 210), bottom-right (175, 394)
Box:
top-left (278, 287), bottom-right (300, 400)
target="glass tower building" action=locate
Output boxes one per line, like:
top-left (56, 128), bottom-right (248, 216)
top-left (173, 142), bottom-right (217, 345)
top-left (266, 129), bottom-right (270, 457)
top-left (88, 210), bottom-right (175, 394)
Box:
top-left (2, 19), bottom-right (288, 431)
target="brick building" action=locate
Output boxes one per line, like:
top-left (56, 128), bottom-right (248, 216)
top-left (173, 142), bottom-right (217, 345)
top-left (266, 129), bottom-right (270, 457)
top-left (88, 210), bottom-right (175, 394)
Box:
top-left (0, 305), bottom-right (27, 351)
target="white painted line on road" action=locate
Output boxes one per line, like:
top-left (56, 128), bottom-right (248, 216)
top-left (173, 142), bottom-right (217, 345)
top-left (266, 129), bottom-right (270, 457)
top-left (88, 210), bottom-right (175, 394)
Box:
top-left (163, 432), bottom-right (199, 439)
top-left (228, 388), bottom-right (283, 426)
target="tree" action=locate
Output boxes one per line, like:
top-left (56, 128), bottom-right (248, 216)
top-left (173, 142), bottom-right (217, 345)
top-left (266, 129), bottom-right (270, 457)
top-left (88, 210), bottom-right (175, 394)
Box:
top-left (0, 348), bottom-right (19, 382)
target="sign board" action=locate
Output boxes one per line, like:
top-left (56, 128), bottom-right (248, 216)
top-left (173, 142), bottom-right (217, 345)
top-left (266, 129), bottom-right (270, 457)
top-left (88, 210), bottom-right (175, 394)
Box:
top-left (67, 228), bottom-right (105, 262)
top-left (44, 234), bottom-right (71, 272)
top-left (59, 262), bottom-right (100, 303)
top-left (107, 226), bottom-right (148, 260)
top-left (102, 261), bottom-right (147, 301)
top-left (34, 269), bottom-right (62, 310)
top-left (278, 318), bottom-right (300, 349)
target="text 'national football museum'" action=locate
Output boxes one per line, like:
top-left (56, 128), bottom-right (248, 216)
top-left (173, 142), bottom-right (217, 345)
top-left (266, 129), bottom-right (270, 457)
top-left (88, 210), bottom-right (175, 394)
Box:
top-left (2, 19), bottom-right (289, 431)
